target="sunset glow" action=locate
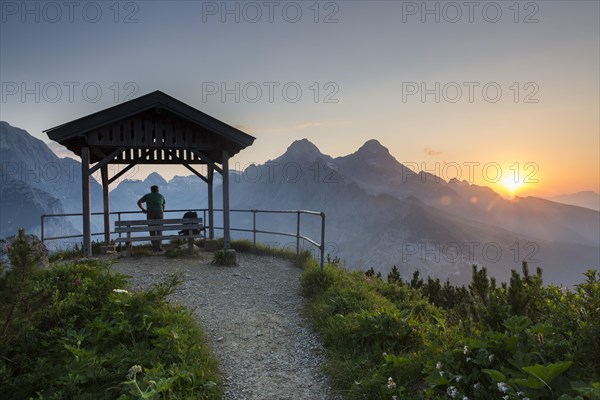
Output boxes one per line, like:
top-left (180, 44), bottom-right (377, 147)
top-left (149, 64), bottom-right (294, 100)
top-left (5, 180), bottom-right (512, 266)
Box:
top-left (501, 176), bottom-right (526, 196)
top-left (1, 1), bottom-right (598, 199)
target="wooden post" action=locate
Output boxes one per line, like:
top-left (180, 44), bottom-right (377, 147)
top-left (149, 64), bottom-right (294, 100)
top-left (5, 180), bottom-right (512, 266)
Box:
top-left (101, 165), bottom-right (110, 244)
top-left (81, 146), bottom-right (92, 256)
top-left (222, 150), bottom-right (230, 249)
top-left (208, 165), bottom-right (214, 239)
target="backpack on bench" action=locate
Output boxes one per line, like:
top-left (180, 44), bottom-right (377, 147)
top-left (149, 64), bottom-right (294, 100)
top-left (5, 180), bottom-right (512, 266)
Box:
top-left (178, 211), bottom-right (201, 236)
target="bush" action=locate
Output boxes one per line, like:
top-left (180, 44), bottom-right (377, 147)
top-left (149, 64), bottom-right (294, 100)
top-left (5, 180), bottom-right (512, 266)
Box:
top-left (0, 233), bottom-right (222, 400)
top-left (300, 261), bottom-right (346, 298)
top-left (211, 249), bottom-right (235, 266)
top-left (301, 262), bottom-right (600, 399)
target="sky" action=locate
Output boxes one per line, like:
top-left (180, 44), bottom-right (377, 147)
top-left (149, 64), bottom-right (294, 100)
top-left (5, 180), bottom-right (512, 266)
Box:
top-left (1, 0), bottom-right (599, 198)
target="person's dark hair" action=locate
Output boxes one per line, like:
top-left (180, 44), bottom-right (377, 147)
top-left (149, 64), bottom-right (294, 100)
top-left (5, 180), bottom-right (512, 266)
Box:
top-left (151, 185), bottom-right (159, 193)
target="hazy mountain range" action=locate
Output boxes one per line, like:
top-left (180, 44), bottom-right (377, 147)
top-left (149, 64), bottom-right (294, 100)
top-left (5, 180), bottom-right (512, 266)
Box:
top-left (1, 121), bottom-right (598, 286)
top-left (547, 191), bottom-right (599, 211)
top-left (0, 121), bottom-right (105, 240)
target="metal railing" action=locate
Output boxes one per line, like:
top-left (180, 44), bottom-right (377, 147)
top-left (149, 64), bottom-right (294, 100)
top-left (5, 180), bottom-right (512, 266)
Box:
top-left (41, 208), bottom-right (326, 270)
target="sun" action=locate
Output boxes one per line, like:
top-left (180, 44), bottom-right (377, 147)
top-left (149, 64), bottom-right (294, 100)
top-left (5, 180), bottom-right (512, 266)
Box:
top-left (501, 176), bottom-right (525, 196)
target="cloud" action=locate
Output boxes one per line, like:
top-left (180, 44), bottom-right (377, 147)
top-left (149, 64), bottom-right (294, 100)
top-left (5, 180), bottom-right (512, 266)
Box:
top-left (257, 121), bottom-right (326, 133)
top-left (424, 147), bottom-right (443, 156)
top-left (290, 121), bottom-right (324, 130)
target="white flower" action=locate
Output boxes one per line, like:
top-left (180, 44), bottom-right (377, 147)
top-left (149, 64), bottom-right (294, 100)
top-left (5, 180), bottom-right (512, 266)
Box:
top-left (446, 386), bottom-right (459, 398)
top-left (387, 377), bottom-right (396, 389)
top-left (473, 383), bottom-right (481, 390)
top-left (517, 392), bottom-right (524, 396)
top-left (436, 361), bottom-right (443, 370)
top-left (503, 396), bottom-right (509, 400)
top-left (489, 354), bottom-right (495, 362)
top-left (383, 352), bottom-right (387, 357)
top-left (392, 397), bottom-right (398, 400)
top-left (127, 364), bottom-right (142, 378)
top-left (497, 382), bottom-right (509, 393)
top-left (462, 397), bottom-right (469, 400)
top-left (439, 371), bottom-right (445, 376)
top-left (523, 398), bottom-right (530, 400)
top-left (113, 289), bottom-right (129, 294)
top-left (463, 345), bottom-right (470, 355)
top-left (466, 357), bottom-right (472, 362)
top-left (455, 375), bottom-right (462, 382)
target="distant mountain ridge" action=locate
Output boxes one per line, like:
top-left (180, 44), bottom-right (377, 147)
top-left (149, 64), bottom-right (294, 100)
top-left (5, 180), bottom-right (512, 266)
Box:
top-left (0, 121), bottom-right (104, 240)
top-left (0, 121), bottom-right (103, 215)
top-left (546, 191), bottom-right (600, 211)
top-left (220, 138), bottom-right (598, 285)
top-left (76, 137), bottom-right (600, 285)
top-left (2, 124), bottom-right (598, 286)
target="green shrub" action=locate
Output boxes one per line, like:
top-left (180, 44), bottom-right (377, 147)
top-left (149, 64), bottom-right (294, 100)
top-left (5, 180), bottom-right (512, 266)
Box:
top-left (301, 262), bottom-right (600, 399)
top-left (165, 246), bottom-right (185, 258)
top-left (300, 261), bottom-right (347, 298)
top-left (211, 249), bottom-right (227, 265)
top-left (0, 235), bottom-right (222, 400)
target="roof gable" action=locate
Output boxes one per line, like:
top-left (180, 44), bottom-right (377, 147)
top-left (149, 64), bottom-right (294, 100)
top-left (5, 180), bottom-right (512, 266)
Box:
top-left (45, 91), bottom-right (255, 163)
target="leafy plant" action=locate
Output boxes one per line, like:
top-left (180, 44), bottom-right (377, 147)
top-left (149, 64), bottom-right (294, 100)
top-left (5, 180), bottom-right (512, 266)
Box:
top-left (301, 258), bottom-right (600, 399)
top-left (211, 249), bottom-right (228, 265)
top-left (0, 238), bottom-right (222, 399)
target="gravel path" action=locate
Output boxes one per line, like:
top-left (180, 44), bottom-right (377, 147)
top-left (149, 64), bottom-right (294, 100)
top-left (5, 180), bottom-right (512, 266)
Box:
top-left (109, 251), bottom-right (341, 400)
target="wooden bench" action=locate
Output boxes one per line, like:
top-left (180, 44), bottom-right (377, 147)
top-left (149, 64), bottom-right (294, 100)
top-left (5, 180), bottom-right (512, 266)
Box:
top-left (115, 218), bottom-right (204, 255)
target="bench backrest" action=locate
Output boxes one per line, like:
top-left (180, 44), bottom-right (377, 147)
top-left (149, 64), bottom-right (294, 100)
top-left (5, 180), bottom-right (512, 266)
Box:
top-left (115, 218), bottom-right (203, 233)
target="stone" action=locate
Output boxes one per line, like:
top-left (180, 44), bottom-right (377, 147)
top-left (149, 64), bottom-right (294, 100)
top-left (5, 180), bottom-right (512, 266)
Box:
top-left (224, 249), bottom-right (237, 265)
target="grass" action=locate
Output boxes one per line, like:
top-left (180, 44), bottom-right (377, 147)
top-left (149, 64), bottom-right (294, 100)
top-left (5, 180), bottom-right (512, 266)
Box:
top-left (48, 240), bottom-right (109, 262)
top-left (47, 236), bottom-right (314, 268)
top-left (1, 229), bottom-right (222, 399)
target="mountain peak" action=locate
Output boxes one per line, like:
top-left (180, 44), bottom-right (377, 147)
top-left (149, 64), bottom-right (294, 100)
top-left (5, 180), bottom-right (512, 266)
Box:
top-left (144, 172), bottom-right (168, 186)
top-left (357, 139), bottom-right (389, 155)
top-left (275, 138), bottom-right (330, 163)
top-left (287, 138), bottom-right (321, 154)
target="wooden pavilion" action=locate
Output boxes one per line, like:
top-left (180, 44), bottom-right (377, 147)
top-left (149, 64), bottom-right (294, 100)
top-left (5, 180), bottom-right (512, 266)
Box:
top-left (45, 90), bottom-right (255, 256)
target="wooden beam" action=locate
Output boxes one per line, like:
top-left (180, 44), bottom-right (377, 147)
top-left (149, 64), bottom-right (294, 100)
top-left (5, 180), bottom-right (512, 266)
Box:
top-left (222, 150), bottom-right (230, 249)
top-left (81, 146), bottom-right (92, 256)
top-left (191, 149), bottom-right (223, 174)
top-left (119, 149), bottom-right (152, 164)
top-left (108, 163), bottom-right (137, 184)
top-left (89, 147), bottom-right (125, 174)
top-left (208, 166), bottom-right (214, 239)
top-left (101, 165), bottom-right (111, 244)
top-left (108, 159), bottom-right (206, 165)
top-left (165, 148), bottom-right (187, 164)
top-left (183, 164), bottom-right (208, 183)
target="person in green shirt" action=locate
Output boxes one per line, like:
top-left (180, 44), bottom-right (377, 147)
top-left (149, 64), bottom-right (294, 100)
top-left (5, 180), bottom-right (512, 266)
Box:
top-left (137, 185), bottom-right (166, 252)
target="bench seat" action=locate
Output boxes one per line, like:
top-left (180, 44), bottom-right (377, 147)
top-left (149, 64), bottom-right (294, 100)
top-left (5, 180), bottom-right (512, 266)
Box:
top-left (115, 218), bottom-right (204, 255)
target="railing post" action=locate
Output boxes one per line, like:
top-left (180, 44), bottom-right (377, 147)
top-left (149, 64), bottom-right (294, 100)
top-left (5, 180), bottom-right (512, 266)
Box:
top-left (203, 209), bottom-right (207, 241)
top-left (296, 211), bottom-right (301, 256)
top-left (41, 215), bottom-right (45, 243)
top-left (117, 212), bottom-right (122, 240)
top-left (320, 212), bottom-right (325, 272)
top-left (252, 209), bottom-right (256, 252)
